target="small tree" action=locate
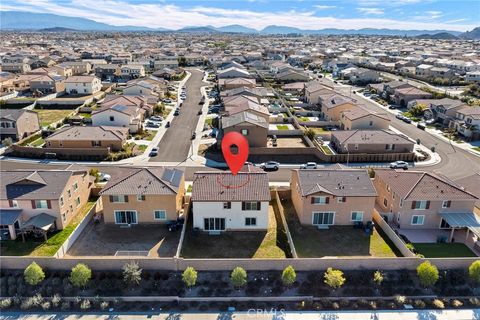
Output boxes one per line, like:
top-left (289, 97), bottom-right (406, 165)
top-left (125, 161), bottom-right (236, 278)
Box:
top-left (281, 265), bottom-right (296, 287)
top-left (24, 262), bottom-right (45, 286)
top-left (373, 270), bottom-right (384, 286)
top-left (70, 263), bottom-right (92, 288)
top-left (410, 104), bottom-right (426, 117)
top-left (122, 262), bottom-right (142, 287)
top-left (182, 267), bottom-right (198, 289)
top-left (231, 267), bottom-right (247, 289)
top-left (304, 128), bottom-right (316, 140)
top-left (89, 168), bottom-right (100, 182)
top-left (468, 260), bottom-right (480, 284)
top-left (324, 267), bottom-right (345, 290)
top-left (416, 261), bottom-right (439, 288)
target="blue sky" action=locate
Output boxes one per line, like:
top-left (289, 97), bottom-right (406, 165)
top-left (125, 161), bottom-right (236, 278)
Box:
top-left (2, 0), bottom-right (478, 31)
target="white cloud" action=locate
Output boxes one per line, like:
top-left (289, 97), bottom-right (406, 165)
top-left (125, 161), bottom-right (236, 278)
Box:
top-left (2, 0), bottom-right (475, 32)
top-left (357, 7), bottom-right (384, 15)
top-left (314, 5), bottom-right (336, 10)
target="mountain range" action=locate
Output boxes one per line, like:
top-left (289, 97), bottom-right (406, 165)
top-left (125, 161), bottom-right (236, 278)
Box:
top-left (1, 11), bottom-right (478, 39)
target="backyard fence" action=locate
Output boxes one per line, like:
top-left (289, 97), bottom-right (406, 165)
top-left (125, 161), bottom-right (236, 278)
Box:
top-left (272, 189), bottom-right (298, 258)
top-left (7, 145), bottom-right (110, 161)
top-left (372, 210), bottom-right (415, 258)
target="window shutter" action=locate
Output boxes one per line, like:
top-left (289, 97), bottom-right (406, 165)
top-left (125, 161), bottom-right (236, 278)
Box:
top-left (257, 202), bottom-right (261, 210)
top-left (8, 200), bottom-right (13, 207)
top-left (31, 200), bottom-right (36, 209)
top-left (343, 197), bottom-right (346, 202)
top-left (311, 197), bottom-right (315, 204)
top-left (411, 201), bottom-right (416, 209)
top-left (426, 201), bottom-right (430, 209)
top-left (47, 200), bottom-right (52, 209)
top-left (326, 197), bottom-right (329, 204)
top-left (447, 200), bottom-right (451, 208)
top-left (109, 195), bottom-right (114, 203)
top-left (242, 202), bottom-right (245, 210)
top-left (125, 195), bottom-right (129, 203)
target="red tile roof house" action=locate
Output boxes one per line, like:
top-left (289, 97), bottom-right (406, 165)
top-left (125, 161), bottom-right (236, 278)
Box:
top-left (373, 169), bottom-right (480, 247)
top-left (191, 170), bottom-right (271, 232)
top-left (290, 169), bottom-right (377, 227)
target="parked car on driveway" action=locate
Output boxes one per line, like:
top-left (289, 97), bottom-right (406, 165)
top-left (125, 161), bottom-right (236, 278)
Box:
top-left (260, 161), bottom-right (280, 171)
top-left (150, 116), bottom-right (163, 122)
top-left (98, 172), bottom-right (111, 182)
top-left (149, 147), bottom-right (159, 157)
top-left (390, 161), bottom-right (409, 170)
top-left (300, 162), bottom-right (318, 169)
top-left (146, 121), bottom-right (160, 128)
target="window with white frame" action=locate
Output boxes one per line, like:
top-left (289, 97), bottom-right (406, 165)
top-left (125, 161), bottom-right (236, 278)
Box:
top-left (73, 182), bottom-right (78, 191)
top-left (154, 210), bottom-right (166, 220)
top-left (35, 200), bottom-right (48, 209)
top-left (351, 211), bottom-right (364, 222)
top-left (442, 200), bottom-right (451, 208)
top-left (413, 200), bottom-right (429, 210)
top-left (60, 196), bottom-right (64, 207)
top-left (311, 196), bottom-right (328, 204)
top-left (11, 200), bottom-right (18, 208)
top-left (137, 195), bottom-right (146, 201)
top-left (241, 129), bottom-right (248, 136)
top-left (110, 195), bottom-right (128, 203)
top-left (62, 213), bottom-right (67, 222)
top-left (242, 201), bottom-right (260, 211)
top-left (337, 196), bottom-right (346, 203)
top-left (411, 215), bottom-right (425, 225)
top-left (67, 189), bottom-right (71, 198)
top-left (312, 212), bottom-right (335, 225)
top-left (223, 202), bottom-right (231, 209)
top-left (75, 197), bottom-right (81, 207)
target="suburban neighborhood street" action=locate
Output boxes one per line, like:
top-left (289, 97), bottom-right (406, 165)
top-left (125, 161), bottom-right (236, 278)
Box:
top-left (149, 69), bottom-right (206, 163)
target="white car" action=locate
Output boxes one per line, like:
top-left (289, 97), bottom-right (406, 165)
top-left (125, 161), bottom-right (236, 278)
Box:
top-left (390, 161), bottom-right (409, 170)
top-left (98, 172), bottom-right (111, 182)
top-left (300, 162), bottom-right (318, 169)
top-left (260, 161), bottom-right (280, 171)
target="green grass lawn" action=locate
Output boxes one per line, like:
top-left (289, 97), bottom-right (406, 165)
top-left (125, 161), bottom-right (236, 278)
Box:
top-left (276, 125), bottom-right (289, 130)
top-left (321, 145), bottom-right (333, 155)
top-left (78, 112), bottom-right (91, 119)
top-left (283, 200), bottom-right (398, 258)
top-left (30, 137), bottom-right (45, 147)
top-left (205, 118), bottom-right (213, 127)
top-left (135, 130), bottom-right (156, 141)
top-left (0, 198), bottom-right (97, 256)
top-left (181, 204), bottom-right (288, 259)
top-left (34, 109), bottom-right (72, 127)
top-left (413, 243), bottom-right (477, 258)
top-left (297, 116), bottom-right (309, 122)
top-left (137, 145), bottom-right (148, 152)
top-left (472, 147), bottom-right (480, 152)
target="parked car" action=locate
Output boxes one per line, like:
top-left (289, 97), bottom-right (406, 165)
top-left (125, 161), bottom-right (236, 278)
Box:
top-left (174, 109), bottom-right (180, 116)
top-left (146, 121), bottom-right (160, 128)
top-left (197, 110), bottom-right (203, 115)
top-left (300, 162), bottom-right (318, 169)
top-left (390, 161), bottom-right (409, 170)
top-left (191, 132), bottom-right (196, 140)
top-left (260, 161), bottom-right (280, 171)
top-left (149, 147), bottom-right (159, 157)
top-left (163, 99), bottom-right (172, 103)
top-left (402, 117), bottom-right (412, 124)
top-left (199, 97), bottom-right (205, 105)
top-left (396, 114), bottom-right (406, 121)
top-left (165, 121), bottom-right (170, 128)
top-left (388, 105), bottom-right (397, 110)
top-left (417, 122), bottom-right (426, 130)
top-left (244, 161), bottom-right (254, 166)
top-left (425, 118), bottom-right (436, 125)
top-left (150, 116), bottom-right (163, 122)
top-left (98, 172), bottom-right (111, 182)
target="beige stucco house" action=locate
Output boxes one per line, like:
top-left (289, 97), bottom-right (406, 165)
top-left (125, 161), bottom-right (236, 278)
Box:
top-left (290, 168), bottom-right (377, 226)
top-left (0, 109), bottom-right (40, 141)
top-left (99, 168), bottom-right (185, 225)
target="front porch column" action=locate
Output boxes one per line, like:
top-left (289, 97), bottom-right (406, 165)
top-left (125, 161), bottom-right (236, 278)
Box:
top-left (449, 227), bottom-right (455, 242)
top-left (8, 225), bottom-right (16, 240)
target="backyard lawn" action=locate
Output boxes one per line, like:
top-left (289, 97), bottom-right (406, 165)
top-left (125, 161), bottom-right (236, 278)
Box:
top-left (472, 147), bottom-right (480, 152)
top-left (181, 204), bottom-right (289, 259)
top-left (134, 130), bottom-right (156, 141)
top-left (321, 145), bottom-right (333, 155)
top-left (276, 125), bottom-right (289, 130)
top-left (34, 109), bottom-right (72, 127)
top-left (0, 198), bottom-right (97, 256)
top-left (283, 200), bottom-right (399, 258)
top-left (413, 243), bottom-right (477, 258)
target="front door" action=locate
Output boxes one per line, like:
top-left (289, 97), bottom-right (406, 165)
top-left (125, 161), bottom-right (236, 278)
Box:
top-left (204, 218), bottom-right (225, 231)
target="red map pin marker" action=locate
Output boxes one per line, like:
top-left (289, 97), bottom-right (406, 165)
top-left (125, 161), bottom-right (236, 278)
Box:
top-left (221, 132), bottom-right (249, 175)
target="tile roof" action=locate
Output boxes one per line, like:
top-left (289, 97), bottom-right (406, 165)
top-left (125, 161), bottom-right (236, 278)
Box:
top-left (100, 168), bottom-right (183, 196)
top-left (46, 126), bottom-right (128, 142)
top-left (375, 169), bottom-right (478, 201)
top-left (222, 111), bottom-right (268, 129)
top-left (192, 172), bottom-right (270, 202)
top-left (293, 168), bottom-right (377, 197)
top-left (332, 130), bottom-right (412, 145)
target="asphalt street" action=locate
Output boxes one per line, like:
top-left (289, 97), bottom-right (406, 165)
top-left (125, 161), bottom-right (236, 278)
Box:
top-left (149, 69), bottom-right (206, 162)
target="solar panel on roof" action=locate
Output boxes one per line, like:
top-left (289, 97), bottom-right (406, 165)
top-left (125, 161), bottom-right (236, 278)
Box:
top-left (171, 169), bottom-right (183, 187)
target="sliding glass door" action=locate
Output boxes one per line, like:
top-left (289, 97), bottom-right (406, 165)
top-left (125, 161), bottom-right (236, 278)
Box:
top-left (204, 218), bottom-right (226, 231)
top-left (115, 210), bottom-right (138, 224)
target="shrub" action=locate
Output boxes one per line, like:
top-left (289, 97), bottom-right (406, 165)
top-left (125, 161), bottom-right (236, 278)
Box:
top-left (451, 299), bottom-right (463, 308)
top-left (122, 262), bottom-right (142, 286)
top-left (0, 298), bottom-right (12, 310)
top-left (416, 261), bottom-right (439, 288)
top-left (373, 270), bottom-right (384, 286)
top-left (80, 299), bottom-right (91, 310)
top-left (231, 267), bottom-right (247, 289)
top-left (469, 297), bottom-right (480, 306)
top-left (414, 299), bottom-right (426, 309)
top-left (182, 267), bottom-right (198, 289)
top-left (60, 301), bottom-right (70, 311)
top-left (24, 262), bottom-right (45, 286)
top-left (281, 265), bottom-right (296, 286)
top-left (468, 260), bottom-right (480, 284)
top-left (100, 301), bottom-right (109, 310)
top-left (52, 294), bottom-right (61, 308)
top-left (41, 301), bottom-right (51, 310)
top-left (432, 299), bottom-right (445, 309)
top-left (70, 263), bottom-right (91, 288)
top-left (324, 268), bottom-right (345, 290)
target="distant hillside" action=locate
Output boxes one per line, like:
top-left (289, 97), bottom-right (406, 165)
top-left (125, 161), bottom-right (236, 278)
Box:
top-left (216, 24), bottom-right (258, 33)
top-left (39, 27), bottom-right (77, 32)
top-left (460, 27), bottom-right (480, 40)
top-left (416, 32), bottom-right (459, 40)
top-left (178, 26), bottom-right (220, 33)
top-left (0, 11), bottom-right (166, 31)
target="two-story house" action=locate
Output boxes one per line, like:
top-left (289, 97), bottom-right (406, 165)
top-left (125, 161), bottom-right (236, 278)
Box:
top-left (373, 169), bottom-right (479, 243)
top-left (0, 168), bottom-right (93, 240)
top-left (451, 106), bottom-right (480, 141)
top-left (191, 170), bottom-right (271, 231)
top-left (290, 168), bottom-right (377, 227)
top-left (0, 109), bottom-right (40, 141)
top-left (65, 76), bottom-right (102, 95)
top-left (99, 168), bottom-right (185, 225)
